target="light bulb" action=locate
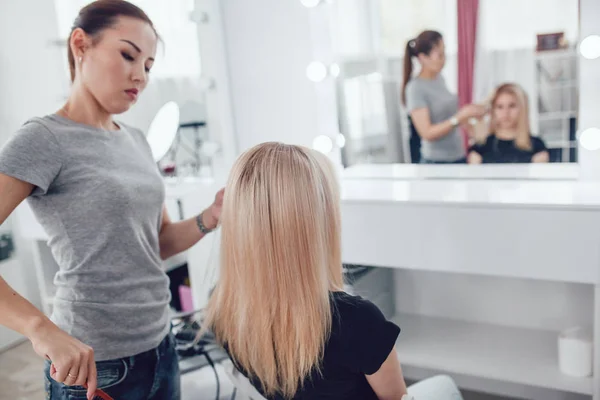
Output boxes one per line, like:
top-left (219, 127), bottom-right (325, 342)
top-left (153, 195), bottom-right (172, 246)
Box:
top-left (329, 63), bottom-right (340, 78)
top-left (313, 135), bottom-right (334, 153)
top-left (336, 134), bottom-right (346, 148)
top-left (580, 35), bottom-right (600, 60)
top-left (300, 0), bottom-right (321, 7)
top-left (306, 61), bottom-right (328, 82)
top-left (579, 128), bottom-right (600, 151)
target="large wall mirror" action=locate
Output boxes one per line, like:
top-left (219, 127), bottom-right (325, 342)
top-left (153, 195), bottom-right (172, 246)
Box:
top-left (332, 0), bottom-right (580, 167)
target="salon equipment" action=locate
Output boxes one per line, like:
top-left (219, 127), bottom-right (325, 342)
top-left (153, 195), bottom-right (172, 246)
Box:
top-left (171, 310), bottom-right (229, 400)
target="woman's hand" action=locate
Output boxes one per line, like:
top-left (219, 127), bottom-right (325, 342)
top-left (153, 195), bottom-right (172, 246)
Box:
top-left (27, 318), bottom-right (97, 399)
top-left (456, 104), bottom-right (486, 124)
top-left (203, 188), bottom-right (224, 230)
top-left (467, 151), bottom-right (483, 164)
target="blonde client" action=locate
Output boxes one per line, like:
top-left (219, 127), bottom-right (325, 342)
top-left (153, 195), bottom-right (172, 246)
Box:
top-left (204, 142), bottom-right (463, 399)
top-left (204, 142), bottom-right (406, 399)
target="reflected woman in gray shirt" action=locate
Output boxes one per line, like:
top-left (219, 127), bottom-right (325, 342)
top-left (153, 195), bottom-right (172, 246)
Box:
top-left (402, 30), bottom-right (486, 164)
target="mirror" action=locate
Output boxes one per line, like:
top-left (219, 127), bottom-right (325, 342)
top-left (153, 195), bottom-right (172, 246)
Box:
top-left (147, 101), bottom-right (181, 163)
top-left (332, 0), bottom-right (580, 167)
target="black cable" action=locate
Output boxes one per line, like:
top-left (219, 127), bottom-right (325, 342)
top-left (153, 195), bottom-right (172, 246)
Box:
top-left (230, 388), bottom-right (237, 400)
top-left (204, 351), bottom-right (220, 400)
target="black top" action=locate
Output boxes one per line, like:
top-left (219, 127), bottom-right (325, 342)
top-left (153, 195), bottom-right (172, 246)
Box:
top-left (229, 292), bottom-right (401, 400)
top-left (469, 134), bottom-right (547, 163)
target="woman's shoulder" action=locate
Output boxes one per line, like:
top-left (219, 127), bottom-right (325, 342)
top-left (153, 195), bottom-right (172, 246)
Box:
top-left (530, 134), bottom-right (547, 152)
top-left (469, 134), bottom-right (495, 153)
top-left (331, 291), bottom-right (389, 325)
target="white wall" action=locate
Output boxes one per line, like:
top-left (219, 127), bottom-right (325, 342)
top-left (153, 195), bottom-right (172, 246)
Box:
top-left (0, 0), bottom-right (67, 314)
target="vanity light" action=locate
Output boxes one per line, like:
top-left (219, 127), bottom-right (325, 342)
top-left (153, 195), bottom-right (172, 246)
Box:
top-left (313, 135), bottom-right (334, 153)
top-left (300, 0), bottom-right (321, 8)
top-left (580, 35), bottom-right (600, 60)
top-left (336, 134), bottom-right (346, 148)
top-left (329, 63), bottom-right (341, 78)
top-left (579, 128), bottom-right (600, 151)
top-left (306, 61), bottom-right (328, 82)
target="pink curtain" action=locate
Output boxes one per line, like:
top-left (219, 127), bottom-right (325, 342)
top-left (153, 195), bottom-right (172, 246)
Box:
top-left (457, 0), bottom-right (479, 151)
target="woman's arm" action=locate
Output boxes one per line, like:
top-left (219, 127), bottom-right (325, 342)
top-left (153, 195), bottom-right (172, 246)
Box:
top-left (411, 104), bottom-right (486, 142)
top-left (0, 173), bottom-right (98, 398)
top-left (366, 346), bottom-right (408, 400)
top-left (468, 151), bottom-right (483, 164)
top-left (158, 188), bottom-right (224, 260)
top-left (410, 108), bottom-right (456, 142)
top-left (532, 151), bottom-right (550, 163)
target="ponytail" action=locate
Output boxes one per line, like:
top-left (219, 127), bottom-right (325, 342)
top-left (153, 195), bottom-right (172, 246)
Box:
top-left (401, 39), bottom-right (415, 106)
top-left (400, 31), bottom-right (443, 106)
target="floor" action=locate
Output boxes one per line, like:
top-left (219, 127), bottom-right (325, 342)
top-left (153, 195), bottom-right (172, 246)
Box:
top-left (0, 340), bottom-right (515, 400)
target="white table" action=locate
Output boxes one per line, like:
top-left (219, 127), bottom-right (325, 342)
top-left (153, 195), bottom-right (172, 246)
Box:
top-left (341, 172), bottom-right (600, 400)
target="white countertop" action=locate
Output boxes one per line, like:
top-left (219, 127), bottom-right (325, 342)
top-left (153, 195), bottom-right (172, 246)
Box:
top-left (343, 163), bottom-right (581, 181)
top-left (341, 178), bottom-right (600, 210)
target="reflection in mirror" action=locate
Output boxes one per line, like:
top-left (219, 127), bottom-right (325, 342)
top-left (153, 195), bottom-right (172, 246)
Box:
top-left (332, 0), bottom-right (580, 167)
top-left (148, 101), bottom-right (180, 162)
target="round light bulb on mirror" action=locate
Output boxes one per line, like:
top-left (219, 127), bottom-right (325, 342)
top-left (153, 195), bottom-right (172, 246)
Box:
top-left (580, 35), bottom-right (600, 60)
top-left (579, 128), bottom-right (600, 151)
top-left (336, 134), bottom-right (346, 148)
top-left (300, 0), bottom-right (321, 7)
top-left (313, 135), bottom-right (334, 154)
top-left (329, 63), bottom-right (340, 78)
top-left (306, 61), bottom-right (328, 82)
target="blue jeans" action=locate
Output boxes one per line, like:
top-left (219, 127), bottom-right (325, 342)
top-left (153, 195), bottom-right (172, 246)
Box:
top-left (44, 333), bottom-right (180, 400)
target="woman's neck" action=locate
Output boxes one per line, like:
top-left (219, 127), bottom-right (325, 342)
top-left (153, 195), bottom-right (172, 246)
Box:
top-left (495, 129), bottom-right (517, 140)
top-left (58, 83), bottom-right (117, 131)
top-left (418, 69), bottom-right (438, 80)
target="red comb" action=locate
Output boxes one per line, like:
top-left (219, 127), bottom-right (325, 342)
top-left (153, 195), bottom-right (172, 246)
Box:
top-left (84, 384), bottom-right (114, 400)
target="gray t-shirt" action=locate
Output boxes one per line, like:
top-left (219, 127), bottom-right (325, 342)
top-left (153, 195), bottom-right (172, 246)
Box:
top-left (0, 114), bottom-right (170, 361)
top-left (405, 76), bottom-right (465, 162)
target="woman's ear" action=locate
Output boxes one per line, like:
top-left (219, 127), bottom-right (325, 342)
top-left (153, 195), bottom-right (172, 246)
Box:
top-left (69, 27), bottom-right (92, 60)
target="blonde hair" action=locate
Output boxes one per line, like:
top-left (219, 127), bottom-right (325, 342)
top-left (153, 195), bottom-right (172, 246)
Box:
top-left (486, 83), bottom-right (532, 151)
top-left (204, 142), bottom-right (345, 398)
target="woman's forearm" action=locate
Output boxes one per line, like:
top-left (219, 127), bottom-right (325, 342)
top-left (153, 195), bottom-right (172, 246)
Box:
top-left (420, 119), bottom-right (456, 141)
top-left (0, 276), bottom-right (50, 340)
top-left (158, 210), bottom-right (217, 260)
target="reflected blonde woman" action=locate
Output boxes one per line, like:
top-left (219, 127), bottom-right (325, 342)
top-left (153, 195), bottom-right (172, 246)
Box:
top-left (468, 83), bottom-right (549, 164)
top-left (204, 142), bottom-right (408, 400)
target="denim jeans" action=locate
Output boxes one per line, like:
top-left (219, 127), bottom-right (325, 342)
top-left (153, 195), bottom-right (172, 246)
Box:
top-left (44, 333), bottom-right (180, 400)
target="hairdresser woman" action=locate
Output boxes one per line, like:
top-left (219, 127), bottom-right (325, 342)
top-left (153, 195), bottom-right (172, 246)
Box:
top-left (0, 2), bottom-right (220, 399)
top-left (402, 30), bottom-right (486, 164)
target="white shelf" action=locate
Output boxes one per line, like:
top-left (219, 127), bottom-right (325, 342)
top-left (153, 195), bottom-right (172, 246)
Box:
top-left (393, 313), bottom-right (593, 395)
top-left (534, 49), bottom-right (578, 61)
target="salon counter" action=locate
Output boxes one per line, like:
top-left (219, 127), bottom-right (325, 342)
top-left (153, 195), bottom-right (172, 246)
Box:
top-left (340, 167), bottom-right (600, 400)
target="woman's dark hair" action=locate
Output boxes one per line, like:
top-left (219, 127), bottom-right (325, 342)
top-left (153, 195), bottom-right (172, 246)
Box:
top-left (401, 30), bottom-right (443, 105)
top-left (67, 0), bottom-right (158, 82)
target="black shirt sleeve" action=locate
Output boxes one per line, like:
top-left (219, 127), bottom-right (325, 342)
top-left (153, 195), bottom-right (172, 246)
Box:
top-left (336, 294), bottom-right (400, 375)
top-left (531, 136), bottom-right (547, 153)
top-left (469, 136), bottom-right (493, 156)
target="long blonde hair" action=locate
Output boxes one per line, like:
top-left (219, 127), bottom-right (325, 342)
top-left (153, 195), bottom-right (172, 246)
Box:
top-left (487, 83), bottom-right (532, 151)
top-left (204, 142), bottom-right (345, 398)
